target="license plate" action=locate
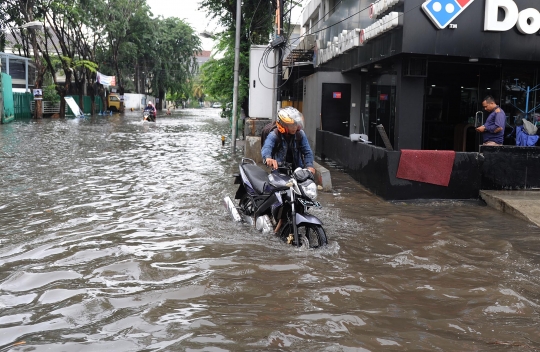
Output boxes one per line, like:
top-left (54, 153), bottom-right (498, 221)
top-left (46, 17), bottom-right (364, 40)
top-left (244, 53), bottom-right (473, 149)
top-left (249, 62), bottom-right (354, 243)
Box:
top-left (298, 198), bottom-right (321, 208)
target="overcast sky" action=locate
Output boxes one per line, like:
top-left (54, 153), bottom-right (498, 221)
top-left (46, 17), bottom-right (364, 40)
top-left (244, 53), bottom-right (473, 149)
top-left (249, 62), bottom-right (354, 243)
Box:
top-left (145, 0), bottom-right (217, 50)
top-left (145, 0), bottom-right (306, 51)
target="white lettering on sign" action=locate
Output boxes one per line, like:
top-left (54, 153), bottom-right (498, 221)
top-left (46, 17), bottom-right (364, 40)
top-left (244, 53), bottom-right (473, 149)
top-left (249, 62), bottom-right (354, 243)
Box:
top-left (485, 0), bottom-right (540, 34)
top-left (317, 29), bottom-right (362, 66)
top-left (370, 0), bottom-right (401, 19)
top-left (316, 12), bottom-right (402, 66)
top-left (361, 12), bottom-right (401, 44)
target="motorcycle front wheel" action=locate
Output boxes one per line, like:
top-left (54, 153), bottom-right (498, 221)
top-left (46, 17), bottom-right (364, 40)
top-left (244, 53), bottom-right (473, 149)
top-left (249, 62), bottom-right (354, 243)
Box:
top-left (279, 222), bottom-right (328, 249)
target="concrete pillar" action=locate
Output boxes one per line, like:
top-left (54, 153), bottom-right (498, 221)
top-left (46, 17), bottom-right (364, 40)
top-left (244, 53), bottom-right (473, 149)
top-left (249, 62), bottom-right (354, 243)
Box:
top-left (244, 136), bottom-right (262, 163)
top-left (395, 62), bottom-right (425, 150)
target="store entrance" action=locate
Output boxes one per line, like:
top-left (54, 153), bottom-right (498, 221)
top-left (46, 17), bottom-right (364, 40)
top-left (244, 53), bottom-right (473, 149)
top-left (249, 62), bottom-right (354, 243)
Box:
top-left (423, 62), bottom-right (500, 151)
top-left (368, 73), bottom-right (396, 149)
top-left (321, 83), bottom-right (351, 137)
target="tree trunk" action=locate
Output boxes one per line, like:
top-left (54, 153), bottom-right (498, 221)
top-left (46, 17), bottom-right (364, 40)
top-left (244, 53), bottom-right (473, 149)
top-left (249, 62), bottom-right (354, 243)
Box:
top-left (59, 72), bottom-right (72, 118)
top-left (158, 89), bottom-right (165, 110)
top-left (78, 76), bottom-right (85, 114)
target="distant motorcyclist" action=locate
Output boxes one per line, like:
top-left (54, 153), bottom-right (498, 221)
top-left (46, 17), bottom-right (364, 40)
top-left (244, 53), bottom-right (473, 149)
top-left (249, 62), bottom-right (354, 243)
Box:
top-left (261, 107), bottom-right (315, 175)
top-left (144, 101), bottom-right (156, 121)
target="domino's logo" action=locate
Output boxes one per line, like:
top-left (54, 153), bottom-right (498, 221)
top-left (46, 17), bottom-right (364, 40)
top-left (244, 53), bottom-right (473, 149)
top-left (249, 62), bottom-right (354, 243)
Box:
top-left (422, 0), bottom-right (475, 29)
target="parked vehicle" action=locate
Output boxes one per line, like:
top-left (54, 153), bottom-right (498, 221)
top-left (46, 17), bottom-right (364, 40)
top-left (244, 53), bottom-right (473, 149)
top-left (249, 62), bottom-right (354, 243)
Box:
top-left (224, 158), bottom-right (327, 248)
top-left (212, 102), bottom-right (222, 108)
top-left (107, 93), bottom-right (124, 112)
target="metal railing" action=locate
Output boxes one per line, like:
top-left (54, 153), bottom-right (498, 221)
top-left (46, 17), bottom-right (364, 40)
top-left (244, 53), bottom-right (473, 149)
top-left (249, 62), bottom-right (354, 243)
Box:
top-left (16, 95), bottom-right (104, 118)
top-left (30, 101), bottom-right (61, 114)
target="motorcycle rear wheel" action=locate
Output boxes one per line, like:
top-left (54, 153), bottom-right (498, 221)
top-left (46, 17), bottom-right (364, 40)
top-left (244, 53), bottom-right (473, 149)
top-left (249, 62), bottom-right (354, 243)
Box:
top-left (279, 222), bottom-right (328, 249)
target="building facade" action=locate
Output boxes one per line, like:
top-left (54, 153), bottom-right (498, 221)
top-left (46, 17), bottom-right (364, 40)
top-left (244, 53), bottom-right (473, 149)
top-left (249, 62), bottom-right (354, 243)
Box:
top-left (296, 0), bottom-right (540, 153)
top-left (281, 0), bottom-right (540, 199)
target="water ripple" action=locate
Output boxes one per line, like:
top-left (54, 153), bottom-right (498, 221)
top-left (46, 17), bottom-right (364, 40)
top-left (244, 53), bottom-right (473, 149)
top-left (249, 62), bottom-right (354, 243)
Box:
top-left (1, 110), bottom-right (540, 350)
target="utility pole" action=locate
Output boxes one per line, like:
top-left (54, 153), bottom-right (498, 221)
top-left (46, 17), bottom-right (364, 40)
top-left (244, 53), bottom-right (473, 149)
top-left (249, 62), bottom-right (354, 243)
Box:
top-left (231, 0), bottom-right (241, 154)
top-left (276, 0), bottom-right (284, 114)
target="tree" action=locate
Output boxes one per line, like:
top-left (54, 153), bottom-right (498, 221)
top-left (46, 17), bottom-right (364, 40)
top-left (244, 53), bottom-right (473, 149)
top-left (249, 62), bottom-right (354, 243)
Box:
top-left (1, 0), bottom-right (48, 118)
top-left (199, 0), bottom-right (276, 118)
top-left (2, 0), bottom-right (201, 116)
top-left (42, 1), bottom-right (100, 117)
top-left (150, 17), bottom-right (201, 110)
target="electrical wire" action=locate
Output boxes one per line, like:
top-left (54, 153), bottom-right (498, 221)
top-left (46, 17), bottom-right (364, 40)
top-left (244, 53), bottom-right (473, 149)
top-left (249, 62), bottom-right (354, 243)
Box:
top-left (288, 1), bottom-right (423, 53)
top-left (256, 1), bottom-right (424, 93)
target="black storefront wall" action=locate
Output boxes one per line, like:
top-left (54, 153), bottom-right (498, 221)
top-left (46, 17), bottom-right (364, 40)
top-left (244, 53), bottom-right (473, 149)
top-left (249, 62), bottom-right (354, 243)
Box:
top-left (395, 61), bottom-right (425, 150)
top-left (481, 146), bottom-right (540, 189)
top-left (309, 0), bottom-right (540, 199)
top-left (403, 0), bottom-right (540, 60)
top-left (316, 129), bottom-right (482, 200)
top-left (319, 0), bottom-right (540, 73)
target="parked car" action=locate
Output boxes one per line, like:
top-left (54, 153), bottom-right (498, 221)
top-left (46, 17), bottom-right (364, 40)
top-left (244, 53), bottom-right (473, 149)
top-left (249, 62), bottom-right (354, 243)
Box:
top-left (212, 102), bottom-right (222, 108)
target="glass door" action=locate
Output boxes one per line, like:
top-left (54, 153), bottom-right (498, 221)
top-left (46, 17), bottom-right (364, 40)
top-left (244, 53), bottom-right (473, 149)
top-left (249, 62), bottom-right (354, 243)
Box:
top-left (368, 73), bottom-right (396, 149)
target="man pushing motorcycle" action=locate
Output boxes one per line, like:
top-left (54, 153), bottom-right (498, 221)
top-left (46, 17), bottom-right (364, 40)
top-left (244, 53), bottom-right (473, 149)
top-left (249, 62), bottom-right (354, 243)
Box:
top-left (261, 107), bottom-right (316, 175)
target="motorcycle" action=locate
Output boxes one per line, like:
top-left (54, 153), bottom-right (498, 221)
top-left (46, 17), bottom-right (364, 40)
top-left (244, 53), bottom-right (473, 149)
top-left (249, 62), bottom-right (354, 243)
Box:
top-left (224, 158), bottom-right (327, 248)
top-left (143, 109), bottom-right (156, 122)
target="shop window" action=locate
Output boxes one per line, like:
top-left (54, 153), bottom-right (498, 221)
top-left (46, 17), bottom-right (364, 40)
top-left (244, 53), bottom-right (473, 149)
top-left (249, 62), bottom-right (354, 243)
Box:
top-left (501, 68), bottom-right (537, 125)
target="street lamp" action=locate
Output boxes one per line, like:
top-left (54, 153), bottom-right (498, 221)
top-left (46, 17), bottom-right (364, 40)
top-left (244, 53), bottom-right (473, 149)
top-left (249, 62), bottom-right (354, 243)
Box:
top-left (199, 30), bottom-right (215, 39)
top-left (2, 21), bottom-right (43, 32)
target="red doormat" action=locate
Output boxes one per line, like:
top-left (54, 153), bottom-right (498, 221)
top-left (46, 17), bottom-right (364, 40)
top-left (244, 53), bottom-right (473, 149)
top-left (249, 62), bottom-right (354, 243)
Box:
top-left (396, 150), bottom-right (456, 187)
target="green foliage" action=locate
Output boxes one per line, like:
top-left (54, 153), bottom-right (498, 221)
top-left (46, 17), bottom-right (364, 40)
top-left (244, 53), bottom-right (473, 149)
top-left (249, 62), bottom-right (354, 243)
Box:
top-left (43, 84), bottom-right (60, 102)
top-left (198, 0), bottom-right (277, 117)
top-left (1, 0), bottom-right (205, 112)
top-left (150, 17), bottom-right (201, 99)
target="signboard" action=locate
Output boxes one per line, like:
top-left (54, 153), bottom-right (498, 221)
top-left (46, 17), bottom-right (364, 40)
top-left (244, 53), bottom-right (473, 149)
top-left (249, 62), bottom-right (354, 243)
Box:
top-left (422, 0), bottom-right (540, 34)
top-left (33, 88), bottom-right (43, 100)
top-left (333, 92), bottom-right (342, 99)
top-left (317, 11), bottom-right (402, 65)
top-left (380, 94), bottom-right (389, 101)
top-left (96, 71), bottom-right (116, 86)
top-left (422, 0), bottom-right (475, 30)
top-left (484, 0), bottom-right (540, 33)
top-left (64, 96), bottom-right (85, 118)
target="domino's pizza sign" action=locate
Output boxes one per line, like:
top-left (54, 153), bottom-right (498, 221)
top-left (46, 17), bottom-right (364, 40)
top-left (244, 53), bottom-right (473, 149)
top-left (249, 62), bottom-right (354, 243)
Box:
top-left (422, 0), bottom-right (475, 29)
top-left (423, 0), bottom-right (540, 34)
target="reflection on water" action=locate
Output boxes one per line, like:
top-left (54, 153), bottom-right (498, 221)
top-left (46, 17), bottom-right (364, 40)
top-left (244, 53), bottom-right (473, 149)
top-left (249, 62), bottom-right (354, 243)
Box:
top-left (1, 109), bottom-right (539, 350)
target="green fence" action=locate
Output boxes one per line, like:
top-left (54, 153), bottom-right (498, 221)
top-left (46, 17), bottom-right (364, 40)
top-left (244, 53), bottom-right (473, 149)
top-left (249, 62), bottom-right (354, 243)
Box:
top-left (13, 92), bottom-right (33, 119)
top-left (13, 94), bottom-right (104, 118)
top-left (65, 95), bottom-right (104, 115)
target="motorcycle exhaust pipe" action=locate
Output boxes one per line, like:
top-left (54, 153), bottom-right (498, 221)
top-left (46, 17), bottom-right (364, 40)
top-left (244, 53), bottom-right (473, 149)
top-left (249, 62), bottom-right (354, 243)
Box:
top-left (223, 196), bottom-right (242, 222)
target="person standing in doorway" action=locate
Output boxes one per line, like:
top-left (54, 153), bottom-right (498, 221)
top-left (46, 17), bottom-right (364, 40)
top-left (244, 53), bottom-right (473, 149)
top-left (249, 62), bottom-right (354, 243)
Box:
top-left (476, 95), bottom-right (505, 146)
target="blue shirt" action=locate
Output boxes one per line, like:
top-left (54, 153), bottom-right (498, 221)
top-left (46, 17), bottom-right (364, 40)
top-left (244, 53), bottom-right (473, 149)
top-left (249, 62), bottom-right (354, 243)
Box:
top-left (483, 106), bottom-right (506, 144)
top-left (261, 130), bottom-right (314, 169)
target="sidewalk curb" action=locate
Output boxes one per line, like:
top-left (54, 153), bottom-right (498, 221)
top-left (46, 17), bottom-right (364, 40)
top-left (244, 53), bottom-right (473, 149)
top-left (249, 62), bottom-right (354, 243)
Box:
top-left (480, 190), bottom-right (540, 228)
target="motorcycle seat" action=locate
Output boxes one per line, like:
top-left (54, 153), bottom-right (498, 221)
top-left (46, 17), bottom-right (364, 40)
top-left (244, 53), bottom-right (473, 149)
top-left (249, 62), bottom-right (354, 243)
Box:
top-left (241, 164), bottom-right (269, 194)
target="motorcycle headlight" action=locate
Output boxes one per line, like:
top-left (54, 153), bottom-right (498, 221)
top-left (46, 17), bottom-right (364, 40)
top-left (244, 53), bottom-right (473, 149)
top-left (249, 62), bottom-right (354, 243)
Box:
top-left (300, 181), bottom-right (318, 200)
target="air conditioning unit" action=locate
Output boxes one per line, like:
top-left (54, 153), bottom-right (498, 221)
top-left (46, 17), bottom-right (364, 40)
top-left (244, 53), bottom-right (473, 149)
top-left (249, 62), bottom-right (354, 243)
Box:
top-left (298, 34), bottom-right (316, 51)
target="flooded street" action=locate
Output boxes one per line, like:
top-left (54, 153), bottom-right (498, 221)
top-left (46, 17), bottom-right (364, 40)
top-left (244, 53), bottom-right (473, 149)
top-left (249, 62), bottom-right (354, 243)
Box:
top-left (1, 109), bottom-right (539, 351)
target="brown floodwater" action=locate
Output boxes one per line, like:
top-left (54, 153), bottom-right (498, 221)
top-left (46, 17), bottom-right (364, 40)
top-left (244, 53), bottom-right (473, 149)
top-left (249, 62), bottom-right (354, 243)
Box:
top-left (0, 109), bottom-right (539, 351)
